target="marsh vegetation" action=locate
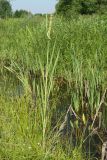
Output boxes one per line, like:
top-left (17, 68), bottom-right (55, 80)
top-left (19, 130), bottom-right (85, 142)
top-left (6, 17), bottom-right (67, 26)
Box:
top-left (0, 15), bottom-right (107, 159)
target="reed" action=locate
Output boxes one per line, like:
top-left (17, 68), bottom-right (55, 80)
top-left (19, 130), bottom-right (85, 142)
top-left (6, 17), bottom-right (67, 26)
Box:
top-left (0, 15), bottom-right (107, 159)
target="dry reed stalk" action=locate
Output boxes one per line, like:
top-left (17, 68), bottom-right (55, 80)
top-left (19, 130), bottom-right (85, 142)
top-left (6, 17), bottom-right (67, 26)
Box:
top-left (92, 88), bottom-right (107, 129)
top-left (47, 14), bottom-right (53, 40)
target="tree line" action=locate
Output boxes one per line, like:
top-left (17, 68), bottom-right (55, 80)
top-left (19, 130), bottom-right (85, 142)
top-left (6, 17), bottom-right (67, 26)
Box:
top-left (0, 0), bottom-right (32, 18)
top-left (1, 0), bottom-right (107, 19)
top-left (56, 0), bottom-right (107, 16)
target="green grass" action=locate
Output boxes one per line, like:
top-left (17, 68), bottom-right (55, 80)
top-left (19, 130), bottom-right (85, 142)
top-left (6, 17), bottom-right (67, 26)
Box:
top-left (0, 15), bottom-right (107, 159)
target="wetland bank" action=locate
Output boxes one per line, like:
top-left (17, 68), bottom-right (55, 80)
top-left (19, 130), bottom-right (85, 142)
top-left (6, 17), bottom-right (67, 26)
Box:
top-left (0, 15), bottom-right (107, 160)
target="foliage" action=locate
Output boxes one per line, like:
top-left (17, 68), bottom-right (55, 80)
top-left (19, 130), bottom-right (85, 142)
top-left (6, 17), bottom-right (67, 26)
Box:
top-left (55, 0), bottom-right (73, 16)
top-left (55, 0), bottom-right (107, 16)
top-left (14, 9), bottom-right (32, 18)
top-left (0, 0), bottom-right (12, 18)
top-left (80, 0), bottom-right (97, 14)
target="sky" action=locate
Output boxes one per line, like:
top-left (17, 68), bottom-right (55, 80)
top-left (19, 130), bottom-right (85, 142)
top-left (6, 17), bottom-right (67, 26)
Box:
top-left (11, 0), bottom-right (57, 14)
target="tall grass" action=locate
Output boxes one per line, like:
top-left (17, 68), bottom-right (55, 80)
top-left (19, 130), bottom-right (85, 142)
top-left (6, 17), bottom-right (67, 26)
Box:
top-left (0, 15), bottom-right (107, 159)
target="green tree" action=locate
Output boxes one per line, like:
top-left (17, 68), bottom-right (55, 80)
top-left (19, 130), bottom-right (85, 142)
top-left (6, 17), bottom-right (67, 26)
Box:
top-left (14, 9), bottom-right (32, 18)
top-left (0, 0), bottom-right (12, 18)
top-left (55, 0), bottom-right (73, 16)
top-left (55, 0), bottom-right (107, 16)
